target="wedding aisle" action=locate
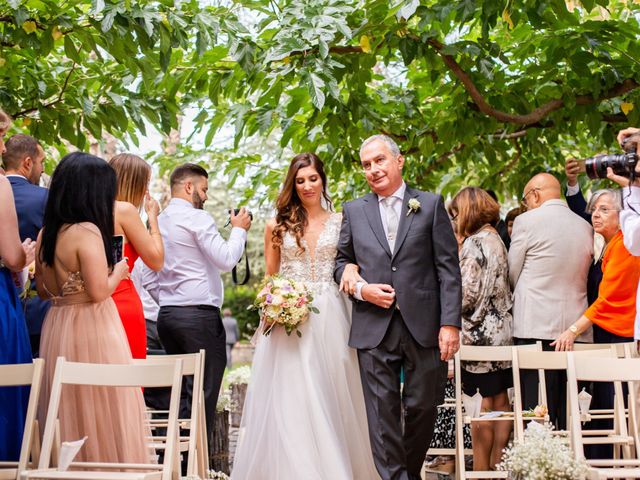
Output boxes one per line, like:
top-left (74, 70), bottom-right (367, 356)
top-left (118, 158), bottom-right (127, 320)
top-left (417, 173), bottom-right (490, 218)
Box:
top-left (224, 344), bottom-right (443, 480)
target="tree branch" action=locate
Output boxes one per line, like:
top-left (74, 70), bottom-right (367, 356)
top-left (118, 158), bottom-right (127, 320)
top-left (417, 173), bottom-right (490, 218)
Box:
top-left (497, 139), bottom-right (522, 177)
top-left (426, 38), bottom-right (640, 126)
top-left (12, 63), bottom-right (76, 118)
top-left (0, 15), bottom-right (46, 30)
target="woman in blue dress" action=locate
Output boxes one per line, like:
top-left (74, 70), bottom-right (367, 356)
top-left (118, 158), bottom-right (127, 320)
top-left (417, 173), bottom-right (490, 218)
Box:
top-left (0, 109), bottom-right (35, 461)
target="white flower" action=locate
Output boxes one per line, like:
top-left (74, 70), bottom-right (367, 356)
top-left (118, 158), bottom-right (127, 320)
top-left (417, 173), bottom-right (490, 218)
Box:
top-left (406, 198), bottom-right (421, 216)
top-left (497, 423), bottom-right (588, 479)
top-left (216, 390), bottom-right (231, 412)
top-left (226, 365), bottom-right (251, 385)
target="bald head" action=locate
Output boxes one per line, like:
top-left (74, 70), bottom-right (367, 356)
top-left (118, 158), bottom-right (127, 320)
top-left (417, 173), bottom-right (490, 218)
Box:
top-left (522, 173), bottom-right (561, 210)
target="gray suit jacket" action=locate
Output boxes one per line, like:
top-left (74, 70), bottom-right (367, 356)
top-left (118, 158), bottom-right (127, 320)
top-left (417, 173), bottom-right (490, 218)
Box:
top-left (334, 186), bottom-right (462, 349)
top-left (508, 199), bottom-right (594, 341)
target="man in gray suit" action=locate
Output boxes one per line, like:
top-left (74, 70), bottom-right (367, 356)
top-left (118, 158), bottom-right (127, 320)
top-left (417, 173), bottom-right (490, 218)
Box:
top-left (509, 172), bottom-right (593, 428)
top-left (334, 134), bottom-right (462, 480)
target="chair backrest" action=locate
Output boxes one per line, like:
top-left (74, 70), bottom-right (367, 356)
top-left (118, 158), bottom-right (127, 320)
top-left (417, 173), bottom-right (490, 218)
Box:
top-left (133, 350), bottom-right (206, 476)
top-left (574, 342), bottom-right (633, 358)
top-left (567, 352), bottom-right (640, 461)
top-left (0, 359), bottom-right (44, 477)
top-left (39, 357), bottom-right (183, 480)
top-left (454, 344), bottom-right (537, 478)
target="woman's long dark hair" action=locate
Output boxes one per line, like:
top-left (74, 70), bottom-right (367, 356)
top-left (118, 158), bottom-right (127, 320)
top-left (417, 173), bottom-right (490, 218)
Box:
top-left (40, 152), bottom-right (117, 268)
top-left (272, 153), bottom-right (332, 253)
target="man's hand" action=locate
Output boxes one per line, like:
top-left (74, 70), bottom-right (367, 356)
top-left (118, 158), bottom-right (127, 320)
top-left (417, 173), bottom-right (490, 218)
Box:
top-left (565, 158), bottom-right (580, 187)
top-left (230, 207), bottom-right (252, 231)
top-left (606, 166), bottom-right (635, 187)
top-left (438, 325), bottom-right (460, 361)
top-left (339, 263), bottom-right (362, 295)
top-left (617, 127), bottom-right (640, 150)
top-left (361, 283), bottom-right (395, 308)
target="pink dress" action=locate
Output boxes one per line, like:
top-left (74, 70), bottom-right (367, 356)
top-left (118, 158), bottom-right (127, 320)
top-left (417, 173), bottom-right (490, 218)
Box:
top-left (39, 261), bottom-right (151, 463)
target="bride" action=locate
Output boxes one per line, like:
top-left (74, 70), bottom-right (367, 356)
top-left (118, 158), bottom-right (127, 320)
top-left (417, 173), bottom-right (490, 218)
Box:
top-left (231, 153), bottom-right (379, 479)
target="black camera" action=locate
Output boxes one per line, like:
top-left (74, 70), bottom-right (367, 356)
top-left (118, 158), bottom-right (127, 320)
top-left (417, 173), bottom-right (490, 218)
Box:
top-left (224, 208), bottom-right (253, 228)
top-left (228, 208), bottom-right (253, 220)
top-left (585, 135), bottom-right (639, 180)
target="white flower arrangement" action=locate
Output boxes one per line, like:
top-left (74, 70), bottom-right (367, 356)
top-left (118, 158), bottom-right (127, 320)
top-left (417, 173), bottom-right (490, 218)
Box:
top-left (498, 422), bottom-right (588, 480)
top-left (226, 365), bottom-right (251, 385)
top-left (207, 471), bottom-right (230, 479)
top-left (216, 389), bottom-right (231, 412)
top-left (406, 198), bottom-right (421, 216)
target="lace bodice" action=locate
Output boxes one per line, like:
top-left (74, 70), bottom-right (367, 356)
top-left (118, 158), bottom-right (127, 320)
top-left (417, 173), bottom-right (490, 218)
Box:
top-left (279, 213), bottom-right (342, 286)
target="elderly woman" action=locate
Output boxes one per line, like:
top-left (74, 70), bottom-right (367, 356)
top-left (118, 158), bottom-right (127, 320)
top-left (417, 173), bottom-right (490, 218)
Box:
top-left (448, 187), bottom-right (513, 472)
top-left (552, 189), bottom-right (640, 350)
top-left (552, 189), bottom-right (640, 459)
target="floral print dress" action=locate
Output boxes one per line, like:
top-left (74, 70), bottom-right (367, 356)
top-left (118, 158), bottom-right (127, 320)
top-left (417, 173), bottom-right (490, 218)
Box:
top-left (460, 228), bottom-right (513, 373)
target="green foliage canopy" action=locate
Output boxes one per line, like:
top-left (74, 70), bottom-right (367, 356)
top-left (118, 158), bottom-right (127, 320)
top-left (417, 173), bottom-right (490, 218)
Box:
top-left (2, 0), bottom-right (640, 199)
top-left (190, 0), bottom-right (640, 200)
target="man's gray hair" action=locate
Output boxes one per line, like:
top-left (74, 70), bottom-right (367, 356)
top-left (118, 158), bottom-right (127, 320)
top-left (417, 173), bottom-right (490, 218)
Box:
top-left (360, 134), bottom-right (401, 158)
top-left (586, 188), bottom-right (623, 214)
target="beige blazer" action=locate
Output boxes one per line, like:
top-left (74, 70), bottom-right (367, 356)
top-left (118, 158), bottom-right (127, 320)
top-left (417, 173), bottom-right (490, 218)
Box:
top-left (509, 199), bottom-right (594, 341)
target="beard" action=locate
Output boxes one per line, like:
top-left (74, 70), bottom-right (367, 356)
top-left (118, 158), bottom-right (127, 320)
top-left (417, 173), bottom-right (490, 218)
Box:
top-left (192, 191), bottom-right (205, 210)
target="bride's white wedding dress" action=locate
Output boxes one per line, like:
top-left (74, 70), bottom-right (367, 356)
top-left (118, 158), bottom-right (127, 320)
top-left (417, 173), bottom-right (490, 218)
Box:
top-left (231, 213), bottom-right (379, 480)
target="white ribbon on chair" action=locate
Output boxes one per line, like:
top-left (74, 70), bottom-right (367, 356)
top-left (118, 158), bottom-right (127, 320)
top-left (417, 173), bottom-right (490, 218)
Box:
top-left (57, 437), bottom-right (88, 471)
top-left (462, 389), bottom-right (483, 418)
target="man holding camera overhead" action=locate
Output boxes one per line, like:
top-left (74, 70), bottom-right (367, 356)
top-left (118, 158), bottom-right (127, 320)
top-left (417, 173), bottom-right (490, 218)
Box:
top-left (607, 127), bottom-right (640, 350)
top-left (141, 163), bottom-right (252, 449)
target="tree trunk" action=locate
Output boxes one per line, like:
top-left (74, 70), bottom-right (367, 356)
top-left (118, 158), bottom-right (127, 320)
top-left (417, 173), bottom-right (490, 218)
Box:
top-left (211, 409), bottom-right (230, 474)
top-left (230, 383), bottom-right (248, 428)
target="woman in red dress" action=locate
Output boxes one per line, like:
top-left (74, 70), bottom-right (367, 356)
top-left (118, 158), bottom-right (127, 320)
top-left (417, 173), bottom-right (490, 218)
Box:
top-left (109, 153), bottom-right (164, 359)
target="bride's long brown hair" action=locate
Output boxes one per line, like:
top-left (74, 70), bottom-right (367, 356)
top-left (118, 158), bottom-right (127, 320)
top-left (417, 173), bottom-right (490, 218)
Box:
top-left (272, 153), bottom-right (333, 253)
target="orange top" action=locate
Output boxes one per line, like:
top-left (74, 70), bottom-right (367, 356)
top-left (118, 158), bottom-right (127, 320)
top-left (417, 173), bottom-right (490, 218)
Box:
top-left (585, 231), bottom-right (640, 337)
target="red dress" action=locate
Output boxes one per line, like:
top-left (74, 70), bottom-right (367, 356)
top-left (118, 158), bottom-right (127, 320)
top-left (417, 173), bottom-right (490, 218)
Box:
top-left (111, 243), bottom-right (147, 359)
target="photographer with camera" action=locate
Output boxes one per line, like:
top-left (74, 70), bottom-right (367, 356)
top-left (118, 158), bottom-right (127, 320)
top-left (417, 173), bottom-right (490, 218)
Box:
top-left (140, 163), bottom-right (251, 454)
top-left (606, 127), bottom-right (640, 351)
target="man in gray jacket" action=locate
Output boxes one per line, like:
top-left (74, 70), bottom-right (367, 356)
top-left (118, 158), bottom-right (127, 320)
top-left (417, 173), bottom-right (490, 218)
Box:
top-left (509, 172), bottom-right (593, 428)
top-left (335, 134), bottom-right (462, 480)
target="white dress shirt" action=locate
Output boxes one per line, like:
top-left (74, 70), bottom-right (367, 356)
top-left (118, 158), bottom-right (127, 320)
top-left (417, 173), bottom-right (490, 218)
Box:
top-left (131, 258), bottom-right (160, 321)
top-left (142, 198), bottom-right (247, 308)
top-left (621, 187), bottom-right (640, 340)
top-left (566, 182), bottom-right (580, 196)
top-left (354, 182), bottom-right (406, 300)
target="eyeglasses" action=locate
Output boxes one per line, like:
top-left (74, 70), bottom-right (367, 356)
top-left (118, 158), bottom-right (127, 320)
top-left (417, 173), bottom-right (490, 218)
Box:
top-left (521, 187), bottom-right (540, 207)
top-left (590, 206), bottom-right (619, 216)
top-left (450, 213), bottom-right (458, 222)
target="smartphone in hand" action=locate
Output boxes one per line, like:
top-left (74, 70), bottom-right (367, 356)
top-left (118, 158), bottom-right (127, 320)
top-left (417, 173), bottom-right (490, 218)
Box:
top-left (112, 235), bottom-right (124, 264)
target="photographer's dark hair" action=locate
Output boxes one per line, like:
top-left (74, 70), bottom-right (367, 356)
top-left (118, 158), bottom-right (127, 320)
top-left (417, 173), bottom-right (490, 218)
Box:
top-left (272, 153), bottom-right (332, 253)
top-left (448, 187), bottom-right (500, 239)
top-left (40, 152), bottom-right (117, 268)
top-left (170, 163), bottom-right (208, 190)
top-left (2, 134), bottom-right (41, 170)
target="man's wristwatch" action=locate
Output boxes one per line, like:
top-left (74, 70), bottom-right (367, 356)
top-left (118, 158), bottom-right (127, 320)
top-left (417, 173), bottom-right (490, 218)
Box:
top-left (569, 324), bottom-right (579, 336)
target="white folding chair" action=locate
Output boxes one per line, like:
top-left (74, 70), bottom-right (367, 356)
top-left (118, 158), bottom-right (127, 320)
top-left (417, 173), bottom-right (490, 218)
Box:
top-left (512, 346), bottom-right (618, 442)
top-left (134, 350), bottom-right (208, 477)
top-left (454, 345), bottom-right (537, 479)
top-left (567, 352), bottom-right (640, 478)
top-left (0, 360), bottom-right (44, 480)
top-left (22, 357), bottom-right (183, 480)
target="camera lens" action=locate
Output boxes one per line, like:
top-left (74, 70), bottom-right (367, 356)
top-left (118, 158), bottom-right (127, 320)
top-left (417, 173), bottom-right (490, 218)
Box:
top-left (584, 154), bottom-right (631, 180)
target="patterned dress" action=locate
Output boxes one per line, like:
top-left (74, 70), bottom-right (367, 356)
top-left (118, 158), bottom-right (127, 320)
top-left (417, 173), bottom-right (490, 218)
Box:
top-left (460, 228), bottom-right (513, 374)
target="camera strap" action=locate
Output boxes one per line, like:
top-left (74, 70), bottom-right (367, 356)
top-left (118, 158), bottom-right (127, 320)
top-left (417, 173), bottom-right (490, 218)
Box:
top-left (232, 245), bottom-right (251, 285)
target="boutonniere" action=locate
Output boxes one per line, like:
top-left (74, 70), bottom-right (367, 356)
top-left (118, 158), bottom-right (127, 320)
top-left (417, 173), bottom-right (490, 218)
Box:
top-left (406, 198), bottom-right (421, 216)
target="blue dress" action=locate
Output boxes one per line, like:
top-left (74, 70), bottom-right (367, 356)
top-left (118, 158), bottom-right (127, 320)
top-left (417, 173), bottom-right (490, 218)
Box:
top-left (0, 267), bottom-right (32, 461)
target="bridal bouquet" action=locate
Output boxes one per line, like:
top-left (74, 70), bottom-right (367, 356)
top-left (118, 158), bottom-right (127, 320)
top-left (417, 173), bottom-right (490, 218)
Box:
top-left (251, 274), bottom-right (318, 338)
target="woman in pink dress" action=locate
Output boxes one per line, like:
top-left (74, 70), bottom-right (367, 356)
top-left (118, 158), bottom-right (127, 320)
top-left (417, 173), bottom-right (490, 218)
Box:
top-left (36, 152), bottom-right (151, 462)
top-left (109, 153), bottom-right (164, 359)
